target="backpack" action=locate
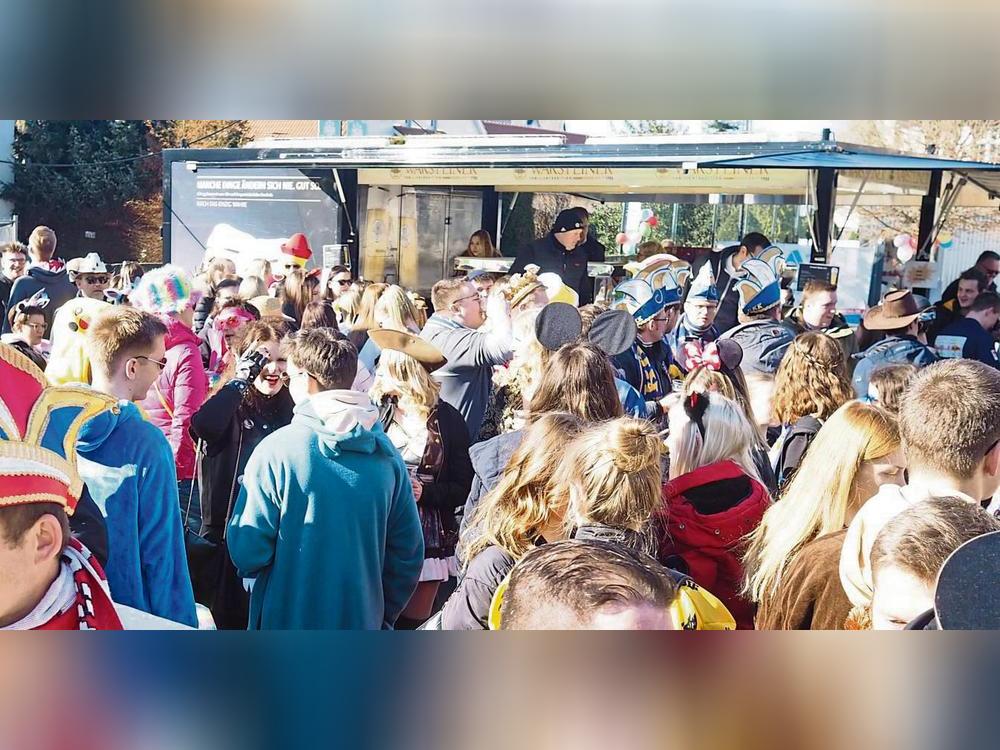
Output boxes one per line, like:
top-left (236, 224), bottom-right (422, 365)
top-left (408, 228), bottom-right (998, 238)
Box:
top-left (852, 337), bottom-right (938, 398)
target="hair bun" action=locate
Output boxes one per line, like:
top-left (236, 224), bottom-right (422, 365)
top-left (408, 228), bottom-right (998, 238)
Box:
top-left (608, 418), bottom-right (663, 473)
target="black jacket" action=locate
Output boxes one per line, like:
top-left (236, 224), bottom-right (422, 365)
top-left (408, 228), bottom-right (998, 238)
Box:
top-left (693, 246), bottom-right (742, 334)
top-left (380, 399), bottom-right (475, 527)
top-left (511, 233), bottom-right (604, 305)
top-left (189, 383), bottom-right (294, 628)
top-left (192, 293), bottom-right (215, 336)
top-left (190, 384), bottom-right (295, 540)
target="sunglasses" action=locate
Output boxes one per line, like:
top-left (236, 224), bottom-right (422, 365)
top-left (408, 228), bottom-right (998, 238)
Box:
top-left (136, 354), bottom-right (167, 370)
top-left (334, 278), bottom-right (352, 286)
top-left (81, 275), bottom-right (110, 284)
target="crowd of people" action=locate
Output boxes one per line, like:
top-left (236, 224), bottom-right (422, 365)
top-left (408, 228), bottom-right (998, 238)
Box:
top-left (2, 218), bottom-right (1000, 631)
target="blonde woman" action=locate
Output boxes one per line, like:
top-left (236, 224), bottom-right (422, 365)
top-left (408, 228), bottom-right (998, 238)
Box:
top-left (558, 417), bottom-right (664, 554)
top-left (546, 416), bottom-right (736, 631)
top-left (369, 331), bottom-right (473, 626)
top-left (358, 285), bottom-right (422, 372)
top-left (349, 282), bottom-right (388, 351)
top-left (771, 331), bottom-right (855, 486)
top-left (658, 391), bottom-right (770, 629)
top-left (441, 412), bottom-right (584, 630)
top-left (682, 338), bottom-right (777, 492)
top-left (745, 402), bottom-right (904, 630)
top-left (477, 308), bottom-right (548, 441)
top-left (332, 287), bottom-right (362, 333)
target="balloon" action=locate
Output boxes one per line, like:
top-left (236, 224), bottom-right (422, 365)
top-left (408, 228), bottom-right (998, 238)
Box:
top-left (640, 208), bottom-right (654, 221)
top-left (615, 232), bottom-right (629, 246)
top-left (897, 245), bottom-right (916, 263)
top-left (908, 235), bottom-right (918, 249)
top-left (646, 215), bottom-right (659, 228)
top-left (893, 234), bottom-right (908, 248)
top-left (938, 231), bottom-right (952, 244)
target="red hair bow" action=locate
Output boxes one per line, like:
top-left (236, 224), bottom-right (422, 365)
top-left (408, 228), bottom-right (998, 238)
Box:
top-left (682, 341), bottom-right (721, 372)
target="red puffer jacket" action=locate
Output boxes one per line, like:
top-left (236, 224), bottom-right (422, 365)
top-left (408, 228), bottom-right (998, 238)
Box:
top-left (658, 460), bottom-right (771, 629)
top-left (140, 316), bottom-right (208, 481)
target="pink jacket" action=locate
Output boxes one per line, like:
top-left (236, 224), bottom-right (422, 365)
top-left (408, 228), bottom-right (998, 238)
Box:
top-left (140, 317), bottom-right (209, 481)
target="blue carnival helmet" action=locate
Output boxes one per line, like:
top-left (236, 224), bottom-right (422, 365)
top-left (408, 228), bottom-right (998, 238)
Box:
top-left (624, 253), bottom-right (688, 308)
top-left (611, 279), bottom-right (675, 326)
top-left (686, 262), bottom-right (719, 304)
top-left (735, 246), bottom-right (785, 316)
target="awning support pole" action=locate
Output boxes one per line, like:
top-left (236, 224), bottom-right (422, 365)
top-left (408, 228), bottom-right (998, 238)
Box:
top-left (811, 167), bottom-right (837, 262)
top-left (917, 170), bottom-right (942, 261)
top-left (481, 186), bottom-right (500, 244)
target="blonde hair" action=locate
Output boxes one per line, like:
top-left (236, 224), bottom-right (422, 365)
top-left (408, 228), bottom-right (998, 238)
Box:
top-left (743, 401), bottom-right (900, 605)
top-left (461, 412), bottom-right (584, 564)
top-left (684, 365), bottom-right (764, 444)
top-left (239, 275), bottom-right (268, 300)
top-left (246, 259), bottom-right (272, 284)
top-left (373, 285), bottom-right (419, 333)
top-left (352, 283), bottom-right (388, 333)
top-left (205, 257), bottom-right (236, 289)
top-left (772, 332), bottom-right (854, 424)
top-left (496, 309), bottom-right (548, 403)
top-left (558, 417), bottom-right (664, 538)
top-left (666, 392), bottom-right (761, 482)
top-left (369, 349), bottom-right (441, 421)
top-left (333, 287), bottom-right (362, 325)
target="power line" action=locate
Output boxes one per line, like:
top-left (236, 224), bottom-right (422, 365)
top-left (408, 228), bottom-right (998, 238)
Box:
top-left (0, 121), bottom-right (244, 169)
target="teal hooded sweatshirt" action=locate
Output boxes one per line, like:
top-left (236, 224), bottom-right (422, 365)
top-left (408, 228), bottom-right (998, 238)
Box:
top-left (227, 392), bottom-right (424, 630)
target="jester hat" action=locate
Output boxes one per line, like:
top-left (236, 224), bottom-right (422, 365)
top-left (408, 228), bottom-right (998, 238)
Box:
top-left (624, 253), bottom-right (689, 307)
top-left (0, 344), bottom-right (116, 513)
top-left (734, 245), bottom-right (785, 316)
top-left (611, 279), bottom-right (674, 326)
top-left (280, 233), bottom-right (313, 268)
top-left (686, 261), bottom-right (719, 304)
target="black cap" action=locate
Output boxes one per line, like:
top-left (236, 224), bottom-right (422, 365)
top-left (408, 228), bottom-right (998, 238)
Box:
top-left (934, 530), bottom-right (1000, 629)
top-left (588, 310), bottom-right (636, 357)
top-left (552, 209), bottom-right (585, 234)
top-left (535, 302), bottom-right (582, 351)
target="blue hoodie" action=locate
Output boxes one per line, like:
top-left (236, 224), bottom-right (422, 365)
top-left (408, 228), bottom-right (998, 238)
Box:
top-left (227, 393), bottom-right (424, 630)
top-left (76, 400), bottom-right (197, 626)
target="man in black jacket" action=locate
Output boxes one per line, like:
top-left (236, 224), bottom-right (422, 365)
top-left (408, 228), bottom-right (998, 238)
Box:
top-left (511, 208), bottom-right (605, 305)
top-left (941, 250), bottom-right (999, 304)
top-left (691, 232), bottom-right (772, 335)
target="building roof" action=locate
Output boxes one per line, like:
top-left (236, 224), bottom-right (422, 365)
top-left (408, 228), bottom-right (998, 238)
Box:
top-left (245, 120), bottom-right (319, 140)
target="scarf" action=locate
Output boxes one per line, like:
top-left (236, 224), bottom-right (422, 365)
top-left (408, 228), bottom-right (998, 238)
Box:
top-left (3, 538), bottom-right (123, 631)
top-left (632, 342), bottom-right (661, 398)
top-left (309, 389), bottom-right (381, 435)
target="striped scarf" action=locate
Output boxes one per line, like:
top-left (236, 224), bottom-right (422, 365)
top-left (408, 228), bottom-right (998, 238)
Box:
top-left (633, 342), bottom-right (661, 397)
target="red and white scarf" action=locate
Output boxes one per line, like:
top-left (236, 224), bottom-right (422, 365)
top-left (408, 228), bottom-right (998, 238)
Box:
top-left (2, 538), bottom-right (123, 631)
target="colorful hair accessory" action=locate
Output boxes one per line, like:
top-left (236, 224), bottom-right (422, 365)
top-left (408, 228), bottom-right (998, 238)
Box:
top-left (214, 307), bottom-right (256, 332)
top-left (130, 264), bottom-right (195, 315)
top-left (682, 341), bottom-right (722, 372)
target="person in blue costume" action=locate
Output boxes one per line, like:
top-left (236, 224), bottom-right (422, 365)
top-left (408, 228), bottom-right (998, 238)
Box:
top-left (227, 327), bottom-right (424, 630)
top-left (77, 306), bottom-right (197, 626)
top-left (669, 261), bottom-right (720, 366)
